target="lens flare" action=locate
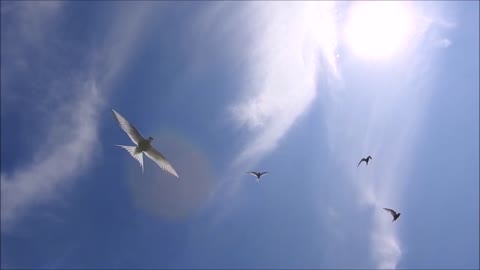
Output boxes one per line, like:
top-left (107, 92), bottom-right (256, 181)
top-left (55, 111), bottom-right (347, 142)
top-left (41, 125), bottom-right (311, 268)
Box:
top-left (128, 130), bottom-right (215, 220)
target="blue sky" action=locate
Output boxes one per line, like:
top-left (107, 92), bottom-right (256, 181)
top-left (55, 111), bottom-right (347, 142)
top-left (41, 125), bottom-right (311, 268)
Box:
top-left (1, 1), bottom-right (478, 269)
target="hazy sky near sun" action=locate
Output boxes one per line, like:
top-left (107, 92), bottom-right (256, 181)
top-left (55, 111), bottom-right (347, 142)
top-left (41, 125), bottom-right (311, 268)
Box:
top-left (1, 1), bottom-right (478, 269)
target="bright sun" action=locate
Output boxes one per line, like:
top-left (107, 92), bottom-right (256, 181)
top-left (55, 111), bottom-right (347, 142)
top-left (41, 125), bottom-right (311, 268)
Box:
top-left (343, 1), bottom-right (415, 61)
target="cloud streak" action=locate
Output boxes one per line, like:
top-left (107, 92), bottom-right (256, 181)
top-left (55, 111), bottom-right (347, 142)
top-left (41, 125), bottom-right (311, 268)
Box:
top-left (229, 2), bottom-right (337, 168)
top-left (194, 2), bottom-right (340, 225)
top-left (0, 2), bottom-right (158, 231)
top-left (1, 81), bottom-right (102, 229)
top-left (322, 2), bottom-right (449, 268)
top-left (184, 3), bottom-right (336, 208)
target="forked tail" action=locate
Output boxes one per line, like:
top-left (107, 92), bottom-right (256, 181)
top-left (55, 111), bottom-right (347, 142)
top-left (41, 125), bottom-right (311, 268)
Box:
top-left (116, 145), bottom-right (144, 173)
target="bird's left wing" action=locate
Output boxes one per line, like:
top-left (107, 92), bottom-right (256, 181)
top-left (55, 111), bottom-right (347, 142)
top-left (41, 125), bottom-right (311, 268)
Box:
top-left (112, 109), bottom-right (144, 145)
top-left (383, 208), bottom-right (396, 217)
top-left (260, 172), bottom-right (268, 176)
top-left (357, 159), bottom-right (364, 167)
top-left (144, 146), bottom-right (179, 178)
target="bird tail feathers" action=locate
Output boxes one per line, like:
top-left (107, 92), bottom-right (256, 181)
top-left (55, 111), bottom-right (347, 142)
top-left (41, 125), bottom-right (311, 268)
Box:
top-left (116, 145), bottom-right (144, 173)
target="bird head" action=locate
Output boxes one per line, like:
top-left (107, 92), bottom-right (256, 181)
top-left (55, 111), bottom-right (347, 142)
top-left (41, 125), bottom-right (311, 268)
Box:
top-left (148, 136), bottom-right (154, 142)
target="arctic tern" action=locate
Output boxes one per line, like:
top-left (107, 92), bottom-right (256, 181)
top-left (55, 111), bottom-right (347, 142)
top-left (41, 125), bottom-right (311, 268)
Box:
top-left (112, 109), bottom-right (179, 178)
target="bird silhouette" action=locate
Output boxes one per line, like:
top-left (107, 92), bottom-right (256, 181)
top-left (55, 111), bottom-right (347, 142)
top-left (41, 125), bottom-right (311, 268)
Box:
top-left (112, 109), bottom-right (179, 178)
top-left (357, 155), bottom-right (373, 167)
top-left (248, 171), bottom-right (268, 181)
top-left (383, 208), bottom-right (401, 222)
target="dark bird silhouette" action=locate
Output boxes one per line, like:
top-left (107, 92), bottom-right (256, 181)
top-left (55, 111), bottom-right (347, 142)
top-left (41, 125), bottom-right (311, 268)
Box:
top-left (357, 155), bottom-right (373, 167)
top-left (383, 208), bottom-right (401, 222)
top-left (248, 171), bottom-right (268, 181)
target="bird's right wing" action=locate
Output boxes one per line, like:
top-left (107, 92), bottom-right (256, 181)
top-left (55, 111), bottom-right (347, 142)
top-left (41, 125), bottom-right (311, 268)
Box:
top-left (248, 172), bottom-right (258, 177)
top-left (112, 109), bottom-right (144, 145)
top-left (144, 146), bottom-right (179, 178)
top-left (260, 172), bottom-right (268, 176)
top-left (383, 208), bottom-right (396, 217)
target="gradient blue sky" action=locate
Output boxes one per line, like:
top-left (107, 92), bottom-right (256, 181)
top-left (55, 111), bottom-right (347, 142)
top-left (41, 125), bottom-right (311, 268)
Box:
top-left (1, 1), bottom-right (478, 269)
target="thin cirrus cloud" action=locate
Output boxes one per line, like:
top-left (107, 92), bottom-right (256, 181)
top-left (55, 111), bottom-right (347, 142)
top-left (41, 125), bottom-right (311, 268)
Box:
top-left (0, 2), bottom-right (159, 231)
top-left (322, 3), bottom-right (454, 269)
top-left (226, 1), bottom-right (338, 178)
top-left (201, 2), bottom-right (339, 226)
top-left (1, 82), bottom-right (102, 230)
top-left (0, 1), bottom-right (64, 116)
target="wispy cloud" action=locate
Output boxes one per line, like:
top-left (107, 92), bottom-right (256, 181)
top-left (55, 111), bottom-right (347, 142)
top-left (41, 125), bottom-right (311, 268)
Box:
top-left (229, 2), bottom-right (337, 167)
top-left (371, 218), bottom-right (402, 269)
top-left (0, 1), bottom-right (64, 115)
top-left (0, 2), bottom-right (158, 231)
top-left (212, 2), bottom-right (337, 184)
top-left (195, 2), bottom-right (340, 225)
top-left (322, 3), bottom-right (447, 268)
top-left (1, 81), bottom-right (102, 230)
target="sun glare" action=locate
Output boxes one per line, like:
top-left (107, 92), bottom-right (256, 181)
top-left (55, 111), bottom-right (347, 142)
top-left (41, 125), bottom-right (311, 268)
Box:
top-left (343, 2), bottom-right (415, 61)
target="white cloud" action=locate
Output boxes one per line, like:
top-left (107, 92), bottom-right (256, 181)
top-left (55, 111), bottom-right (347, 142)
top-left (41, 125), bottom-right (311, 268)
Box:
top-left (204, 2), bottom-right (443, 267)
top-left (372, 220), bottom-right (402, 269)
top-left (1, 81), bottom-right (102, 230)
top-left (0, 2), bottom-right (158, 231)
top-left (193, 2), bottom-right (341, 225)
top-left (321, 2), bottom-right (447, 269)
top-left (187, 1), bottom-right (340, 230)
top-left (227, 1), bottom-right (338, 170)
top-left (0, 1), bottom-right (64, 115)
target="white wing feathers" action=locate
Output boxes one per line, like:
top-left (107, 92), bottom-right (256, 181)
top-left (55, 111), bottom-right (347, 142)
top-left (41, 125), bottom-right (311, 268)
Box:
top-left (112, 109), bottom-right (144, 145)
top-left (116, 145), bottom-right (144, 173)
top-left (145, 146), bottom-right (179, 178)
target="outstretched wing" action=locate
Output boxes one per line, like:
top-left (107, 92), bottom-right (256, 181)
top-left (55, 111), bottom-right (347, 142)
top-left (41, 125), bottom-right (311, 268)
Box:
top-left (357, 158), bottom-right (366, 167)
top-left (383, 208), bottom-right (397, 217)
top-left (259, 172), bottom-right (268, 177)
top-left (248, 171), bottom-right (259, 177)
top-left (112, 109), bottom-right (144, 145)
top-left (144, 146), bottom-right (179, 178)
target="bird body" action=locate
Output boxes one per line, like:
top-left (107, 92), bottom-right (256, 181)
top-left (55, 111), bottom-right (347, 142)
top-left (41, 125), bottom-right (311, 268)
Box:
top-left (248, 171), bottom-right (268, 181)
top-left (357, 155), bottom-right (373, 167)
top-left (383, 208), bottom-right (401, 222)
top-left (112, 109), bottom-right (179, 178)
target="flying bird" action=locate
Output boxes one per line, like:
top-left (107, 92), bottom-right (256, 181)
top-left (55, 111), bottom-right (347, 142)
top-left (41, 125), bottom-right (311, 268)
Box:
top-left (248, 171), bottom-right (268, 181)
top-left (357, 155), bottom-right (373, 167)
top-left (111, 109), bottom-right (179, 178)
top-left (383, 208), bottom-right (401, 222)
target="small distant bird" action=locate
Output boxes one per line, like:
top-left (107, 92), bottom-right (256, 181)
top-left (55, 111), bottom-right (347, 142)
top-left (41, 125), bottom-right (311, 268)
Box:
top-left (248, 171), bottom-right (268, 181)
top-left (357, 155), bottom-right (373, 167)
top-left (112, 109), bottom-right (179, 178)
top-left (383, 208), bottom-right (401, 222)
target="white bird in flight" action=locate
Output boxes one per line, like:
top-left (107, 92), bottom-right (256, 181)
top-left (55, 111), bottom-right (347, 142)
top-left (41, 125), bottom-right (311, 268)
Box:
top-left (112, 109), bottom-right (179, 178)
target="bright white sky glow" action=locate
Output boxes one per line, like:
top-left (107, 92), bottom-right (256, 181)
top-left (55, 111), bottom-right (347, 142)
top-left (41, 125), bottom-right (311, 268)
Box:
top-left (343, 1), bottom-right (415, 61)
